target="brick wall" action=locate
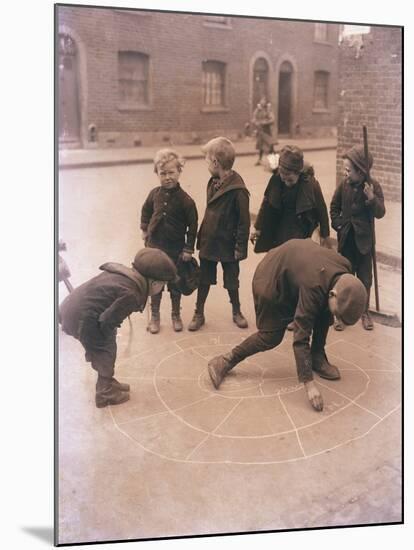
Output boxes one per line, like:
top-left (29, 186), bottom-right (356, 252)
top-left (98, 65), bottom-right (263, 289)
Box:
top-left (57, 6), bottom-right (339, 148)
top-left (336, 26), bottom-right (402, 202)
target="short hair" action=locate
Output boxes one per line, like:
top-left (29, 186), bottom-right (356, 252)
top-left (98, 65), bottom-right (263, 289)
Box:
top-left (153, 148), bottom-right (185, 173)
top-left (201, 137), bottom-right (235, 170)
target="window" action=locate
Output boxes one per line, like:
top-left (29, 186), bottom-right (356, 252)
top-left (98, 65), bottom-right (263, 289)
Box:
top-left (313, 71), bottom-right (329, 110)
top-left (314, 23), bottom-right (329, 42)
top-left (202, 61), bottom-right (226, 107)
top-left (118, 51), bottom-right (149, 107)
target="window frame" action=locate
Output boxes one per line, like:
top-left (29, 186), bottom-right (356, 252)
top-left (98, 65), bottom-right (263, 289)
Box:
top-left (201, 60), bottom-right (229, 112)
top-left (117, 50), bottom-right (152, 111)
top-left (314, 22), bottom-right (330, 44)
top-left (313, 70), bottom-right (330, 112)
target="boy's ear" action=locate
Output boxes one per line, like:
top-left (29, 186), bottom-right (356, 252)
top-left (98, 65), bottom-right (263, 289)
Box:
top-left (329, 289), bottom-right (336, 297)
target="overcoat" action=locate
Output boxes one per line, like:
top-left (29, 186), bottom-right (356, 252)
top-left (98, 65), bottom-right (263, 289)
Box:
top-left (330, 177), bottom-right (385, 255)
top-left (253, 165), bottom-right (330, 253)
top-left (252, 239), bottom-right (352, 376)
top-left (141, 183), bottom-right (198, 260)
top-left (59, 263), bottom-right (148, 342)
top-left (196, 171), bottom-right (250, 262)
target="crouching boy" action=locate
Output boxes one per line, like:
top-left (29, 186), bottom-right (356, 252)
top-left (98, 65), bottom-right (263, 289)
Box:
top-left (208, 239), bottom-right (367, 412)
top-left (59, 248), bottom-right (178, 408)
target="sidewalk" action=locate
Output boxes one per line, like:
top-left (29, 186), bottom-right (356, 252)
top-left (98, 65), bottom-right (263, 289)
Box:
top-left (58, 137), bottom-right (402, 268)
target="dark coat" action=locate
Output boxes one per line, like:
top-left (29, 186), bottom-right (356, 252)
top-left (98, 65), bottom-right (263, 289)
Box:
top-left (253, 165), bottom-right (330, 253)
top-left (141, 184), bottom-right (198, 260)
top-left (59, 263), bottom-right (148, 341)
top-left (252, 239), bottom-right (352, 377)
top-left (330, 177), bottom-right (385, 255)
top-left (197, 171), bottom-right (250, 262)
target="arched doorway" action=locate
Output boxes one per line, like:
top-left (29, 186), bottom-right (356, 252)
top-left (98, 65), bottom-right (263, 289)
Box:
top-left (58, 33), bottom-right (81, 146)
top-left (252, 57), bottom-right (269, 111)
top-left (278, 61), bottom-right (293, 135)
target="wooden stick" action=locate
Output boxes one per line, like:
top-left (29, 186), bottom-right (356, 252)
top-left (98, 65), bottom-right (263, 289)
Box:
top-left (362, 125), bottom-right (380, 312)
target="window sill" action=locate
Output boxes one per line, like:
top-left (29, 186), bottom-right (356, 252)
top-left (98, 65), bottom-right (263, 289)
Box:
top-left (201, 106), bottom-right (230, 113)
top-left (312, 108), bottom-right (330, 114)
top-left (313, 40), bottom-right (332, 46)
top-left (202, 22), bottom-right (232, 30)
top-left (117, 104), bottom-right (153, 112)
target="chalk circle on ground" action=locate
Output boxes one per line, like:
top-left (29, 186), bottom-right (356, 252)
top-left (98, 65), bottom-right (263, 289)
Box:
top-left (111, 332), bottom-right (401, 465)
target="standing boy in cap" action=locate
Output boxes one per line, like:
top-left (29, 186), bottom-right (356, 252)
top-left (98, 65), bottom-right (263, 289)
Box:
top-left (59, 248), bottom-right (178, 408)
top-left (188, 137), bottom-right (250, 331)
top-left (208, 239), bottom-right (367, 412)
top-left (140, 148), bottom-right (198, 334)
top-left (250, 145), bottom-right (331, 253)
top-left (330, 145), bottom-right (385, 330)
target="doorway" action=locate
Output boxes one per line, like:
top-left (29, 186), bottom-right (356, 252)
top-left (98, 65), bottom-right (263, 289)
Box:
top-left (58, 34), bottom-right (81, 146)
top-left (278, 61), bottom-right (293, 135)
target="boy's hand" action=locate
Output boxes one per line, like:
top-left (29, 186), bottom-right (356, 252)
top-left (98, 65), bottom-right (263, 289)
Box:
top-left (234, 249), bottom-right (244, 261)
top-left (181, 252), bottom-right (192, 262)
top-left (249, 229), bottom-right (261, 244)
top-left (363, 182), bottom-right (375, 201)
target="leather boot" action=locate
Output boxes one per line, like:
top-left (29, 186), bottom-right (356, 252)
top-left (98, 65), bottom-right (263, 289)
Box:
top-left (95, 376), bottom-right (130, 408)
top-left (312, 352), bottom-right (341, 380)
top-left (111, 377), bottom-right (130, 392)
top-left (361, 311), bottom-right (374, 330)
top-left (228, 289), bottom-right (248, 328)
top-left (148, 292), bottom-right (161, 334)
top-left (188, 310), bottom-right (205, 331)
top-left (208, 352), bottom-right (237, 389)
top-left (170, 292), bottom-right (183, 332)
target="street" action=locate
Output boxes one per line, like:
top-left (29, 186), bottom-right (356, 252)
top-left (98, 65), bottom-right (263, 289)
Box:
top-left (57, 151), bottom-right (402, 545)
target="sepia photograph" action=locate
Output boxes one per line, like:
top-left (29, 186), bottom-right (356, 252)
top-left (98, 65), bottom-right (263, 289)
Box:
top-left (55, 1), bottom-right (403, 546)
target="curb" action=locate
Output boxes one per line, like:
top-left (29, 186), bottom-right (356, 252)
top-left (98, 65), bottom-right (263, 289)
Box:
top-left (58, 144), bottom-right (337, 171)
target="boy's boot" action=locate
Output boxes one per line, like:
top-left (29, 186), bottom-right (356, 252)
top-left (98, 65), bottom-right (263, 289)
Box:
top-left (311, 351), bottom-right (341, 380)
top-left (148, 292), bottom-right (162, 334)
top-left (170, 291), bottom-right (183, 332)
top-left (95, 375), bottom-right (130, 408)
top-left (361, 290), bottom-right (374, 330)
top-left (228, 289), bottom-right (248, 328)
top-left (188, 284), bottom-right (209, 331)
top-left (208, 352), bottom-right (238, 389)
top-left (111, 377), bottom-right (130, 392)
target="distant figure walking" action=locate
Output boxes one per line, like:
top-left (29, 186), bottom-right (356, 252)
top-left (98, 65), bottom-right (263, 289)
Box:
top-left (252, 97), bottom-right (275, 165)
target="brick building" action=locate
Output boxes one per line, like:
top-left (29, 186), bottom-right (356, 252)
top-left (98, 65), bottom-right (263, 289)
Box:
top-left (57, 5), bottom-right (340, 149)
top-left (336, 25), bottom-right (402, 201)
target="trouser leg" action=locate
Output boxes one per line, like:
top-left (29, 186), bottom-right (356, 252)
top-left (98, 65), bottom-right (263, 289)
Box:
top-left (195, 284), bottom-right (210, 314)
top-left (170, 289), bottom-right (183, 332)
top-left (148, 290), bottom-right (162, 333)
top-left (231, 329), bottom-right (285, 365)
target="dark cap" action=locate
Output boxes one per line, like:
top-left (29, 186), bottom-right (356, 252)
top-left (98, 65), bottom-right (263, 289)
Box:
top-left (334, 274), bottom-right (367, 325)
top-left (343, 145), bottom-right (373, 175)
top-left (278, 145), bottom-right (304, 173)
top-left (132, 248), bottom-right (177, 282)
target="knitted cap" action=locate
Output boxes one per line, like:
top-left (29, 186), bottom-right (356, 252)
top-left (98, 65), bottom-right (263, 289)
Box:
top-left (132, 248), bottom-right (177, 282)
top-left (334, 274), bottom-right (367, 325)
top-left (343, 145), bottom-right (373, 175)
top-left (278, 145), bottom-right (304, 173)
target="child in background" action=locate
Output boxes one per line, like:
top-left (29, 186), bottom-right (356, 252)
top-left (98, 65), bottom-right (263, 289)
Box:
top-left (141, 149), bottom-right (198, 333)
top-left (330, 145), bottom-right (385, 331)
top-left (189, 137), bottom-right (250, 331)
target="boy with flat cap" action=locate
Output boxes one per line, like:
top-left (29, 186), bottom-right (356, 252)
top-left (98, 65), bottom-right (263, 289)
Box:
top-left (330, 145), bottom-right (385, 331)
top-left (250, 145), bottom-right (331, 253)
top-left (208, 239), bottom-right (367, 412)
top-left (59, 248), bottom-right (178, 408)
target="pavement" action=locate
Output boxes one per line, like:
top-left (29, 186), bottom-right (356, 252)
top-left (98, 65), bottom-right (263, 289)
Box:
top-left (58, 136), bottom-right (402, 269)
top-left (56, 137), bottom-right (403, 545)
